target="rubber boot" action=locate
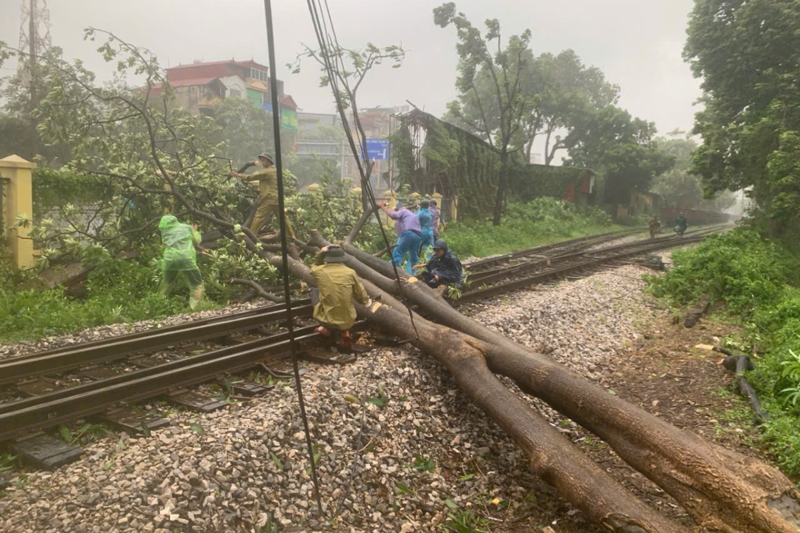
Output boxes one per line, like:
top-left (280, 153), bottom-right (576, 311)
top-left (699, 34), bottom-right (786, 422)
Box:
top-left (189, 285), bottom-right (204, 310)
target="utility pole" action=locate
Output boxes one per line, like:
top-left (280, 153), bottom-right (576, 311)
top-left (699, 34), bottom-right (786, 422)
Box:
top-left (28, 0), bottom-right (36, 113)
top-left (19, 0), bottom-right (52, 113)
top-left (18, 0), bottom-right (51, 157)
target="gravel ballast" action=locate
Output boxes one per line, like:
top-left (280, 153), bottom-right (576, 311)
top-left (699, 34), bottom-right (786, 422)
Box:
top-left (1, 250), bottom-right (690, 533)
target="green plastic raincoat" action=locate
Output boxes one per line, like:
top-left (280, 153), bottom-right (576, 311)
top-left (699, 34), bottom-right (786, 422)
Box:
top-left (159, 215), bottom-right (204, 309)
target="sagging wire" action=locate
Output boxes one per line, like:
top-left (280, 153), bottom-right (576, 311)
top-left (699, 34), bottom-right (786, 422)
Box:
top-left (261, 0), bottom-right (324, 518)
top-left (305, 0), bottom-right (421, 342)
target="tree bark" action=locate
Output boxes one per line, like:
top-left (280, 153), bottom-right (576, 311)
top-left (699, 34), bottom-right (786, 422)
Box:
top-left (337, 241), bottom-right (800, 533)
top-left (492, 151), bottom-right (509, 226)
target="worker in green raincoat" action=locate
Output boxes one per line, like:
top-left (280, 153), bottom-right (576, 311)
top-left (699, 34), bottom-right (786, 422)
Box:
top-left (158, 215), bottom-right (207, 309)
top-left (310, 245), bottom-right (371, 349)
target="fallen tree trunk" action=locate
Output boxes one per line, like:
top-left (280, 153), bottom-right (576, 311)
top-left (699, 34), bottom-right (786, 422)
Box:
top-left (261, 249), bottom-right (686, 532)
top-left (336, 240), bottom-right (800, 533)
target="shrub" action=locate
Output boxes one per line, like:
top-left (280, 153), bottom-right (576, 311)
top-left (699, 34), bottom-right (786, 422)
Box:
top-left (647, 230), bottom-right (799, 317)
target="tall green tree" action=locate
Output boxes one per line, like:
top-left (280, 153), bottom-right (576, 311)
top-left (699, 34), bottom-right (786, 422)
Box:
top-left (685, 0), bottom-right (800, 232)
top-left (564, 105), bottom-right (674, 204)
top-left (521, 50), bottom-right (619, 165)
top-left (651, 134), bottom-right (736, 211)
top-left (0, 45), bottom-right (94, 164)
top-left (434, 2), bottom-right (531, 225)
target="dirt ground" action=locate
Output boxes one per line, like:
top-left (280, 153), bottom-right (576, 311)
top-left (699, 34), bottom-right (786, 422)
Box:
top-left (502, 306), bottom-right (773, 533)
top-left (540, 309), bottom-right (770, 532)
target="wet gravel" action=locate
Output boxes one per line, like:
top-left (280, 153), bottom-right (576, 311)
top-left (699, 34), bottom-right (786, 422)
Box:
top-left (0, 248), bottom-right (695, 533)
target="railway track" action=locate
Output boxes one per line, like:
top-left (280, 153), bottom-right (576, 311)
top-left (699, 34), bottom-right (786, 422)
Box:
top-left (0, 327), bottom-right (321, 442)
top-left (0, 226), bottom-right (726, 455)
top-left (458, 225), bottom-right (727, 304)
top-left (463, 227), bottom-right (645, 273)
top-left (0, 303), bottom-right (313, 385)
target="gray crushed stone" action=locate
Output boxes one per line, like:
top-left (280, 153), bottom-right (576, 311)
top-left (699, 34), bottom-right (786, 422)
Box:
top-left (0, 257), bottom-right (688, 532)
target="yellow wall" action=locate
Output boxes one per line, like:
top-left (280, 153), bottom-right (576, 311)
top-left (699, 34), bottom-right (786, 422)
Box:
top-left (0, 155), bottom-right (36, 269)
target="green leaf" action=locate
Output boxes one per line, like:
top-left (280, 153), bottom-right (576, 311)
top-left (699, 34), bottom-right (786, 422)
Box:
top-left (458, 473), bottom-right (475, 481)
top-left (444, 498), bottom-right (458, 510)
top-left (189, 423), bottom-right (205, 434)
top-left (365, 397), bottom-right (386, 407)
top-left (59, 425), bottom-right (72, 443)
top-left (395, 481), bottom-right (412, 494)
top-left (270, 451), bottom-right (283, 470)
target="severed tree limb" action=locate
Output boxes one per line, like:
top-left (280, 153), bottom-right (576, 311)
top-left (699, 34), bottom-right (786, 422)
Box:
top-left (228, 279), bottom-right (284, 303)
top-left (337, 241), bottom-right (800, 533)
top-left (344, 205), bottom-right (378, 245)
top-left (722, 355), bottom-right (770, 424)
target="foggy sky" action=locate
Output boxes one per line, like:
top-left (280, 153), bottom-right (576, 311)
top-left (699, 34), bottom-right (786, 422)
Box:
top-left (1, 0), bottom-right (702, 156)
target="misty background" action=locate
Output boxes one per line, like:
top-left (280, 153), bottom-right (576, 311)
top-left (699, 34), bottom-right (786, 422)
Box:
top-left (1, 0), bottom-right (702, 154)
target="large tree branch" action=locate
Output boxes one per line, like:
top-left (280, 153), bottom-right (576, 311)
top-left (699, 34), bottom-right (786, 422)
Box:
top-left (345, 205), bottom-right (378, 244)
top-left (262, 242), bottom-right (686, 532)
top-left (228, 278), bottom-right (284, 303)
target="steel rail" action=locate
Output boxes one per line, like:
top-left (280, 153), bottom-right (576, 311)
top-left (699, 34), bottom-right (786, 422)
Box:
top-left (0, 325), bottom-right (316, 416)
top-left (464, 227), bottom-right (645, 272)
top-left (0, 304), bottom-right (314, 385)
top-left (9, 298), bottom-right (310, 361)
top-left (458, 234), bottom-right (710, 305)
top-left (468, 225), bottom-right (729, 286)
top-left (0, 329), bottom-right (320, 442)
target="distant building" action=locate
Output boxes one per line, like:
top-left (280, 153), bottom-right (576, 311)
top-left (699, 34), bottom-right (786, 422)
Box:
top-left (343, 105), bottom-right (409, 193)
top-left (152, 59), bottom-right (298, 130)
top-left (297, 112), bottom-right (340, 137)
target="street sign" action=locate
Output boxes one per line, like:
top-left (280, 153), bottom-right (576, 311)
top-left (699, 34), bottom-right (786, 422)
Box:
top-left (362, 138), bottom-right (391, 161)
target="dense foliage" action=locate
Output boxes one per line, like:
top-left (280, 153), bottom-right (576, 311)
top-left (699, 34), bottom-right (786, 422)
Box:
top-left (0, 250), bottom-right (187, 343)
top-left (520, 49), bottom-right (619, 165)
top-left (648, 229), bottom-right (800, 475)
top-left (685, 0), bottom-right (800, 232)
top-left (564, 105), bottom-right (674, 205)
top-left (391, 111), bottom-right (503, 219)
top-left (0, 30), bottom-right (385, 341)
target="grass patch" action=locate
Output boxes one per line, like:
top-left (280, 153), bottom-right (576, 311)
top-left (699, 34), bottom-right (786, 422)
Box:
top-left (0, 247), bottom-right (227, 344)
top-left (441, 198), bottom-right (623, 258)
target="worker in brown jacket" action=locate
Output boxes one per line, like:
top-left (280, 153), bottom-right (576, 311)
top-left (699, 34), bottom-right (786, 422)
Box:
top-left (310, 245), bottom-right (371, 349)
top-left (230, 153), bottom-right (295, 239)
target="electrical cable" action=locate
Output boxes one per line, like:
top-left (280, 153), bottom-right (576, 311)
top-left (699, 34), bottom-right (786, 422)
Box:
top-left (305, 0), bottom-right (421, 341)
top-left (261, 0), bottom-right (324, 518)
